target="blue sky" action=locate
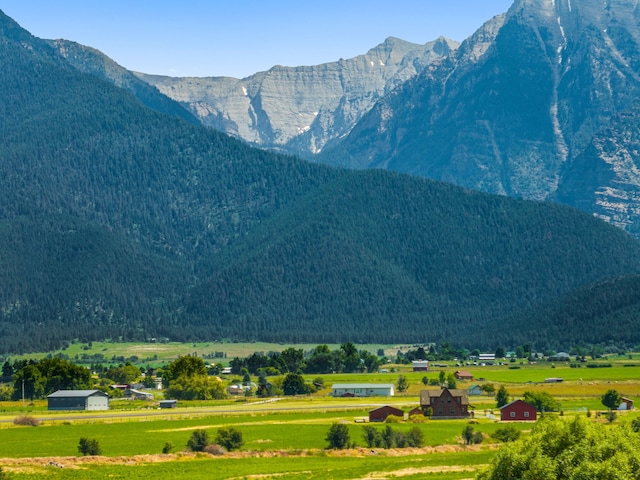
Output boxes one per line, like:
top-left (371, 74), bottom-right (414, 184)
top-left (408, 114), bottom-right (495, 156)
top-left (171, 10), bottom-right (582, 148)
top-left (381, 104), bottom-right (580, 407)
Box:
top-left (2, 1), bottom-right (514, 78)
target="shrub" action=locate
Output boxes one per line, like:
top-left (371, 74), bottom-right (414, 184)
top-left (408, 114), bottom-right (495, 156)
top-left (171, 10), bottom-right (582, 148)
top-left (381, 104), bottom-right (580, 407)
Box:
top-left (13, 415), bottom-right (40, 427)
top-left (462, 425), bottom-right (483, 445)
top-left (326, 423), bottom-right (350, 449)
top-left (161, 442), bottom-right (174, 454)
top-left (78, 437), bottom-right (102, 456)
top-left (406, 426), bottom-right (424, 447)
top-left (385, 415), bottom-right (401, 423)
top-left (215, 426), bottom-right (244, 451)
top-left (492, 426), bottom-right (521, 443)
top-left (203, 443), bottom-right (226, 455)
top-left (362, 425), bottom-right (381, 448)
top-left (187, 429), bottom-right (210, 452)
top-left (631, 417), bottom-right (640, 432)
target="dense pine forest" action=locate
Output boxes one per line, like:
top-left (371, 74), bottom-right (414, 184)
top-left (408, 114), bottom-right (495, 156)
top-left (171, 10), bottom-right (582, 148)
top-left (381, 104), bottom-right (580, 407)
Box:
top-left (2, 10), bottom-right (640, 354)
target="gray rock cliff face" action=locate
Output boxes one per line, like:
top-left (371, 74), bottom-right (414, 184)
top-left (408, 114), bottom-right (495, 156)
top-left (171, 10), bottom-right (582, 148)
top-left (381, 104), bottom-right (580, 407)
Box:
top-left (326, 0), bottom-right (640, 236)
top-left (135, 37), bottom-right (458, 156)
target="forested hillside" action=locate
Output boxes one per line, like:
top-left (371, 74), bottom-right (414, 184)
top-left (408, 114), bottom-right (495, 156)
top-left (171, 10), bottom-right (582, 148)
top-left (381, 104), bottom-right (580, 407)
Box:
top-left (3, 10), bottom-right (640, 353)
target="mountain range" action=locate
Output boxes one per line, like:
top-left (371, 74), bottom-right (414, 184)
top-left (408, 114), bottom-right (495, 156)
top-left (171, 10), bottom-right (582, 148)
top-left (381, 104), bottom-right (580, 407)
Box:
top-left (322, 0), bottom-right (640, 237)
top-left (2, 4), bottom-right (640, 354)
top-left (111, 0), bottom-right (640, 240)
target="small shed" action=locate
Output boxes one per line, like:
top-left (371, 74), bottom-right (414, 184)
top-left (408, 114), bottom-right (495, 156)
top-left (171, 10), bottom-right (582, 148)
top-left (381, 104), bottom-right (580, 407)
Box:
top-left (618, 397), bottom-right (634, 410)
top-left (500, 399), bottom-right (537, 421)
top-left (454, 370), bottom-right (474, 381)
top-left (47, 390), bottom-right (109, 411)
top-left (468, 384), bottom-right (483, 396)
top-left (369, 405), bottom-right (404, 422)
top-left (412, 360), bottom-right (429, 372)
top-left (408, 406), bottom-right (424, 417)
top-left (159, 399), bottom-right (177, 409)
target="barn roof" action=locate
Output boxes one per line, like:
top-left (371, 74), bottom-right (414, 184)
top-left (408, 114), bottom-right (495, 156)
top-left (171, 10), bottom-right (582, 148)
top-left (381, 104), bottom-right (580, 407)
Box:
top-left (499, 399), bottom-right (535, 410)
top-left (420, 388), bottom-right (469, 405)
top-left (47, 389), bottom-right (108, 398)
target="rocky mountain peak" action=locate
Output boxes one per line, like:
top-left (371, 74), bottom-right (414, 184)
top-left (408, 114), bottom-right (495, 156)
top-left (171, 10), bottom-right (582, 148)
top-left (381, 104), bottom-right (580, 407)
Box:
top-left (319, 0), bottom-right (640, 237)
top-left (136, 36), bottom-right (458, 156)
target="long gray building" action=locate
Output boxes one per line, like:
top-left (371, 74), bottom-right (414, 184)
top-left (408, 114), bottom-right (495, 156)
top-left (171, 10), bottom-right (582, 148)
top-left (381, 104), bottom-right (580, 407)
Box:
top-left (47, 390), bottom-right (110, 411)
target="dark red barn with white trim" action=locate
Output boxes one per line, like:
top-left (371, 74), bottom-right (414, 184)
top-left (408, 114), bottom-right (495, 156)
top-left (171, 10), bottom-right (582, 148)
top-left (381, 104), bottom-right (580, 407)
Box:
top-left (500, 399), bottom-right (537, 421)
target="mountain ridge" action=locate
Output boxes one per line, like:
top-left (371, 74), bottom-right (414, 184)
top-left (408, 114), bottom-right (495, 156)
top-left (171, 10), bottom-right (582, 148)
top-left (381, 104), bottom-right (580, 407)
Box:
top-left (3, 8), bottom-right (640, 353)
top-left (322, 0), bottom-right (640, 237)
top-left (134, 36), bottom-right (458, 156)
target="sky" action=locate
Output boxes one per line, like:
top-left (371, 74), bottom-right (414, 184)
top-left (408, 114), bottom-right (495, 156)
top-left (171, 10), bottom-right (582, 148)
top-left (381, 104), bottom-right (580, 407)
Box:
top-left (1, 1), bottom-right (514, 79)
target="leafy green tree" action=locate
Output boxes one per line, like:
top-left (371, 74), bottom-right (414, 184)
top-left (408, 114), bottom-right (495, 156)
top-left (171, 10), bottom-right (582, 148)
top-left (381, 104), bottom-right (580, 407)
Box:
top-left (478, 416), bottom-right (640, 479)
top-left (491, 425), bottom-right (521, 442)
top-left (481, 383), bottom-right (495, 395)
top-left (601, 389), bottom-right (622, 410)
top-left (187, 429), bottom-right (210, 452)
top-left (360, 350), bottom-right (381, 373)
top-left (462, 424), bottom-right (483, 445)
top-left (12, 364), bottom-right (45, 401)
top-left (282, 373), bottom-right (307, 396)
top-left (381, 425), bottom-right (395, 449)
top-left (496, 385), bottom-right (509, 408)
top-left (396, 375), bottom-right (409, 393)
top-left (523, 391), bottom-right (560, 412)
top-left (406, 426), bottom-right (424, 447)
top-left (105, 362), bottom-right (141, 384)
top-left (163, 356), bottom-right (207, 389)
top-left (1, 362), bottom-right (13, 383)
top-left (78, 437), bottom-right (102, 456)
top-left (326, 423), bottom-right (350, 449)
top-left (446, 373), bottom-right (457, 389)
top-left (631, 417), bottom-right (640, 433)
top-left (304, 344), bottom-right (334, 374)
top-left (362, 425), bottom-right (381, 448)
top-left (341, 343), bottom-right (361, 373)
top-left (215, 427), bottom-right (244, 451)
top-left (279, 348), bottom-right (305, 374)
top-left (165, 374), bottom-right (225, 401)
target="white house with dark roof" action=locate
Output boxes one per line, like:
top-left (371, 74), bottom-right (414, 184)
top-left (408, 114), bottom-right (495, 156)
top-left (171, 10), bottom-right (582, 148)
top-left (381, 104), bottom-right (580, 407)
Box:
top-left (331, 383), bottom-right (395, 397)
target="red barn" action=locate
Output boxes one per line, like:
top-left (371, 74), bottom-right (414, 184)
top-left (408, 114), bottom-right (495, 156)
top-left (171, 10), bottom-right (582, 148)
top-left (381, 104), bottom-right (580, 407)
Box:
top-left (500, 399), bottom-right (537, 421)
top-left (369, 405), bottom-right (404, 422)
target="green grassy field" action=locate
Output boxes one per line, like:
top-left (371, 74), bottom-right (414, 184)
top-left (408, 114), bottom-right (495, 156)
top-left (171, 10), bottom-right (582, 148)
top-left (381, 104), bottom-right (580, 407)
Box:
top-left (1, 346), bottom-right (640, 478)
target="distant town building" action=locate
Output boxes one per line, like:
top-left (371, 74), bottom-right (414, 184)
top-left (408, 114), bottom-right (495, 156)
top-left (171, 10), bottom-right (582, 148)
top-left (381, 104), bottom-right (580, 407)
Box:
top-left (412, 360), bottom-right (429, 371)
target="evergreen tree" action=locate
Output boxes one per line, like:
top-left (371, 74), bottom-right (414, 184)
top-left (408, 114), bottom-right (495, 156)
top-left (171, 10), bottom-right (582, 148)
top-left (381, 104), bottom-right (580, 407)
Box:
top-left (496, 385), bottom-right (509, 408)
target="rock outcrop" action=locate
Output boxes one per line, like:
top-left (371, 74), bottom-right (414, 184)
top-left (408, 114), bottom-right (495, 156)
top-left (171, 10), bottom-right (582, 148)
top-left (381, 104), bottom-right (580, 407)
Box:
top-left (135, 37), bottom-right (458, 156)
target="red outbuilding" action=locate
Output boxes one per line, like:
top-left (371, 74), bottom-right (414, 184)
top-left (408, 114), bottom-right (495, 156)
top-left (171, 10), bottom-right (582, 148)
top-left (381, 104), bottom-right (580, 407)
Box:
top-left (369, 405), bottom-right (404, 422)
top-left (500, 399), bottom-right (537, 421)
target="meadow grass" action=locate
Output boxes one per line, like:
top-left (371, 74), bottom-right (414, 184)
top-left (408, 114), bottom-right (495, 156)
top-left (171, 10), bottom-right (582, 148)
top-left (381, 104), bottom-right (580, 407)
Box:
top-left (0, 408), bottom-right (508, 458)
top-left (12, 341), bottom-right (394, 366)
top-left (1, 448), bottom-right (495, 479)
